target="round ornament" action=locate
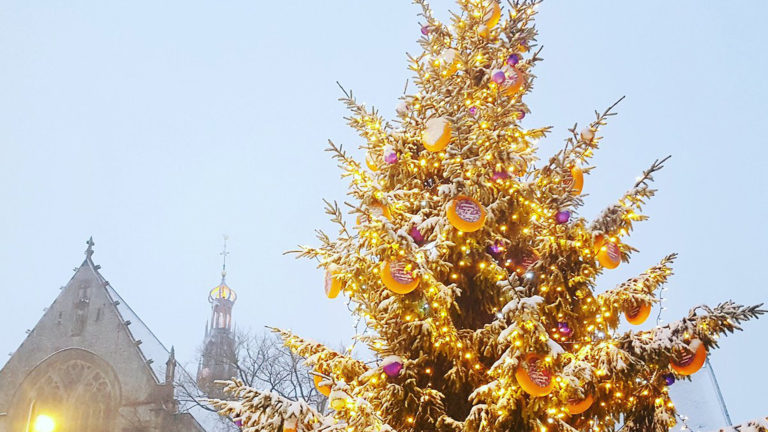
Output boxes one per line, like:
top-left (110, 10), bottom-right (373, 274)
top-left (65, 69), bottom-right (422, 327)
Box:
top-left (487, 241), bottom-right (504, 257)
top-left (446, 195), bottom-right (487, 232)
top-left (422, 117), bottom-right (452, 152)
top-left (624, 301), bottom-right (652, 325)
top-left (506, 53), bottom-right (520, 66)
top-left (366, 152), bottom-right (379, 172)
top-left (663, 373), bottom-right (676, 386)
top-left (381, 260), bottom-right (419, 294)
top-left (557, 322), bottom-right (572, 337)
top-left (438, 49), bottom-right (460, 76)
top-left (555, 210), bottom-right (571, 224)
top-left (499, 65), bottom-right (524, 97)
top-left (595, 236), bottom-right (621, 269)
top-left (507, 251), bottom-right (539, 275)
top-left (492, 169), bottom-right (510, 181)
top-left (324, 265), bottom-right (342, 299)
top-left (515, 354), bottom-right (555, 396)
top-left (564, 165), bottom-right (584, 195)
top-left (477, 1), bottom-right (501, 38)
top-left (314, 374), bottom-right (331, 397)
top-left (483, 1), bottom-right (501, 29)
top-left (517, 110), bottom-right (526, 120)
top-left (670, 339), bottom-right (707, 376)
top-left (469, 106), bottom-right (478, 116)
top-left (491, 69), bottom-right (506, 84)
top-left (383, 145), bottom-right (398, 164)
top-left (329, 389), bottom-right (348, 410)
top-left (566, 394), bottom-right (594, 415)
top-left (382, 355), bottom-right (404, 378)
top-left (421, 25), bottom-right (430, 35)
top-left (409, 226), bottom-right (425, 245)
top-left (283, 418), bottom-right (298, 432)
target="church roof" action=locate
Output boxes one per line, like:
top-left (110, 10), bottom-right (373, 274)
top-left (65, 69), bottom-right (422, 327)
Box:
top-left (79, 239), bottom-right (226, 431)
top-left (103, 278), bottom-right (225, 431)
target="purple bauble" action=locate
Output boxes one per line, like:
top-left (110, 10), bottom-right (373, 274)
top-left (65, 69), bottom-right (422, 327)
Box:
top-left (384, 150), bottom-right (398, 164)
top-left (492, 170), bottom-right (510, 181)
top-left (235, 419), bottom-right (243, 427)
top-left (469, 106), bottom-right (477, 116)
top-left (555, 210), bottom-right (571, 224)
top-left (421, 25), bottom-right (430, 35)
top-left (487, 241), bottom-right (503, 256)
top-left (557, 322), bottom-right (572, 337)
top-left (506, 53), bottom-right (520, 66)
top-left (517, 110), bottom-right (526, 120)
top-left (663, 373), bottom-right (676, 386)
top-left (491, 70), bottom-right (506, 84)
top-left (409, 226), bottom-right (425, 245)
top-left (382, 355), bottom-right (404, 378)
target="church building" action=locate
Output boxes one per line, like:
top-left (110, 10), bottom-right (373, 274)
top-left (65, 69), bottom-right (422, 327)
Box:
top-left (0, 239), bottom-right (225, 432)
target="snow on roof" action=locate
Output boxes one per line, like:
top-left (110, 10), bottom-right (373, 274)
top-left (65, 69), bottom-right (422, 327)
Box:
top-left (91, 261), bottom-right (228, 431)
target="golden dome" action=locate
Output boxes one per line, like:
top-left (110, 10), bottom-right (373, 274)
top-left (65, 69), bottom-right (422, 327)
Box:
top-left (209, 283), bottom-right (237, 302)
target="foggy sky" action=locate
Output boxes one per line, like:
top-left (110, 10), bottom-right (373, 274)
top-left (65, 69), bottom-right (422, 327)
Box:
top-left (1, 0), bottom-right (766, 425)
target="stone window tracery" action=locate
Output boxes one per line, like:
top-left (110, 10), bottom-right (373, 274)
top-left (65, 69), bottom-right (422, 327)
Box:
top-left (10, 350), bottom-right (120, 432)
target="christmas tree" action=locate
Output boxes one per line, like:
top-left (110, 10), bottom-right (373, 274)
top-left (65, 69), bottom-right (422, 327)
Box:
top-left (209, 1), bottom-right (764, 431)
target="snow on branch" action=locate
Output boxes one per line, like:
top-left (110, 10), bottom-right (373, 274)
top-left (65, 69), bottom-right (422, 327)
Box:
top-left (590, 156), bottom-right (670, 236)
top-left (619, 301), bottom-right (766, 358)
top-left (208, 379), bottom-right (335, 432)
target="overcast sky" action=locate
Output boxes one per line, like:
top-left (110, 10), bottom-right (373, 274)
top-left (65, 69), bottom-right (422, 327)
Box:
top-left (1, 0), bottom-right (766, 426)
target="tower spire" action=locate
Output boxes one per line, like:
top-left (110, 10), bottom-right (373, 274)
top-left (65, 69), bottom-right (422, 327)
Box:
top-left (198, 235), bottom-right (237, 396)
top-left (220, 235), bottom-right (229, 284)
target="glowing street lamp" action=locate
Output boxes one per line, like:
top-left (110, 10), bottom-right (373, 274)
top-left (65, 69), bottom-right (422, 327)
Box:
top-left (32, 414), bottom-right (56, 432)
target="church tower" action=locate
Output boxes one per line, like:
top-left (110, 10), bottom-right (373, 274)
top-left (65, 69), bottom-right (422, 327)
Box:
top-left (197, 237), bottom-right (238, 396)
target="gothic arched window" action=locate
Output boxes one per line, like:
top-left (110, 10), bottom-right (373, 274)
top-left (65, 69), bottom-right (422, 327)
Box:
top-left (8, 348), bottom-right (121, 432)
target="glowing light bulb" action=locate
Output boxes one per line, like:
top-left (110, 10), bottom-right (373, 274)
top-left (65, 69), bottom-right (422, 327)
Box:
top-left (33, 415), bottom-right (56, 432)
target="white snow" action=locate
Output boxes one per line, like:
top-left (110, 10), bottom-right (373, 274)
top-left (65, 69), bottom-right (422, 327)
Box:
top-left (423, 117), bottom-right (449, 147)
top-left (439, 49), bottom-right (458, 66)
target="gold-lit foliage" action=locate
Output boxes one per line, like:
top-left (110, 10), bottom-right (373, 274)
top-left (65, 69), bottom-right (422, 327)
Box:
top-left (210, 1), bottom-right (764, 432)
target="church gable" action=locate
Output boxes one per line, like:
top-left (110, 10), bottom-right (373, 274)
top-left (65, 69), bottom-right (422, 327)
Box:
top-left (0, 239), bottom-right (212, 432)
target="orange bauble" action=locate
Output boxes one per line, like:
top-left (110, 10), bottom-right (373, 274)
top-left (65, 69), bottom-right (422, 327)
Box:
top-left (380, 260), bottom-right (419, 294)
top-left (594, 235), bottom-right (621, 269)
top-left (366, 152), bottom-right (379, 172)
top-left (324, 267), bottom-right (342, 299)
top-left (566, 394), bottom-right (594, 415)
top-left (314, 374), bottom-right (331, 397)
top-left (482, 1), bottom-right (501, 28)
top-left (422, 117), bottom-right (452, 152)
top-left (438, 49), bottom-right (460, 76)
top-left (446, 196), bottom-right (487, 232)
top-left (566, 165), bottom-right (584, 195)
top-left (500, 66), bottom-right (524, 97)
top-left (283, 418), bottom-right (298, 432)
top-left (670, 339), bottom-right (707, 376)
top-left (515, 354), bottom-right (555, 397)
top-left (624, 302), bottom-right (652, 325)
